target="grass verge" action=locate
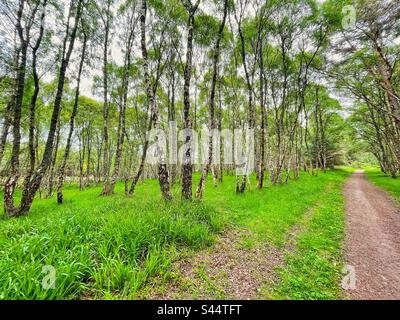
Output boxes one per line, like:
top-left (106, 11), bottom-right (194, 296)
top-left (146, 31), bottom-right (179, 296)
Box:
top-left (364, 167), bottom-right (400, 203)
top-left (261, 170), bottom-right (349, 299)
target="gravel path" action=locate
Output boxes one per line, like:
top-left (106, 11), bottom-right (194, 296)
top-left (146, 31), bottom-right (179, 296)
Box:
top-left (344, 171), bottom-right (400, 300)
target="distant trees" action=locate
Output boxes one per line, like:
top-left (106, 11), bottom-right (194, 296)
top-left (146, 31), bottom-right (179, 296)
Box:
top-left (196, 0), bottom-right (228, 199)
top-left (98, 0), bottom-right (113, 195)
top-left (109, 0), bottom-right (137, 194)
top-left (326, 0), bottom-right (400, 177)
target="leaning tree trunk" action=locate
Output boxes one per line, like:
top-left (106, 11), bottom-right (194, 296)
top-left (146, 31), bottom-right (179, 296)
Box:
top-left (16, 0), bottom-right (83, 216)
top-left (57, 33), bottom-right (87, 204)
top-left (4, 37), bottom-right (29, 216)
top-left (128, 118), bottom-right (153, 195)
top-left (0, 32), bottom-right (21, 166)
top-left (24, 0), bottom-right (47, 190)
top-left (0, 43), bottom-right (19, 167)
top-left (46, 122), bottom-right (61, 197)
top-left (3, 0), bottom-right (36, 216)
top-left (4, 45), bottom-right (28, 216)
top-left (0, 100), bottom-right (13, 167)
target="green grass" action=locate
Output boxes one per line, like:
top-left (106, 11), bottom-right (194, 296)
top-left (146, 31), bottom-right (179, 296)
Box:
top-left (202, 170), bottom-right (351, 247)
top-left (0, 181), bottom-right (224, 299)
top-left (0, 169), bottom-right (351, 300)
top-left (264, 171), bottom-right (348, 299)
top-left (364, 167), bottom-right (400, 203)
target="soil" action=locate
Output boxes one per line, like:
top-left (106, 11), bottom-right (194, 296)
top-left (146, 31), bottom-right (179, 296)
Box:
top-left (343, 171), bottom-right (400, 300)
top-left (149, 206), bottom-right (317, 300)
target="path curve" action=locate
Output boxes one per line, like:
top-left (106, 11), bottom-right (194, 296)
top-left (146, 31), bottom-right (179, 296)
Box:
top-left (344, 171), bottom-right (400, 300)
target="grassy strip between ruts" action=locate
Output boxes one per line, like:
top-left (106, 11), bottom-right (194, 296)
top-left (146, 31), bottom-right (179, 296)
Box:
top-left (261, 171), bottom-right (349, 300)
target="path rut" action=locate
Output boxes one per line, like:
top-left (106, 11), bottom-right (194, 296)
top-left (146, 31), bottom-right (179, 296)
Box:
top-left (343, 171), bottom-right (400, 300)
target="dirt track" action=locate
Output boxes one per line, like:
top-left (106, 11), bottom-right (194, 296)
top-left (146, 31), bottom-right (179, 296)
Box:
top-left (344, 171), bottom-right (400, 300)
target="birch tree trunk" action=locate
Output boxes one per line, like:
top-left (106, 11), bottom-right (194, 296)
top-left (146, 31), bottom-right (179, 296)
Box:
top-left (196, 0), bottom-right (227, 199)
top-left (257, 40), bottom-right (265, 189)
top-left (15, 0), bottom-right (83, 216)
top-left (4, 0), bottom-right (38, 216)
top-left (181, 0), bottom-right (200, 200)
top-left (101, 1), bottom-right (112, 195)
top-left (140, 0), bottom-right (172, 200)
top-left (25, 0), bottom-right (47, 189)
top-left (57, 32), bottom-right (87, 204)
